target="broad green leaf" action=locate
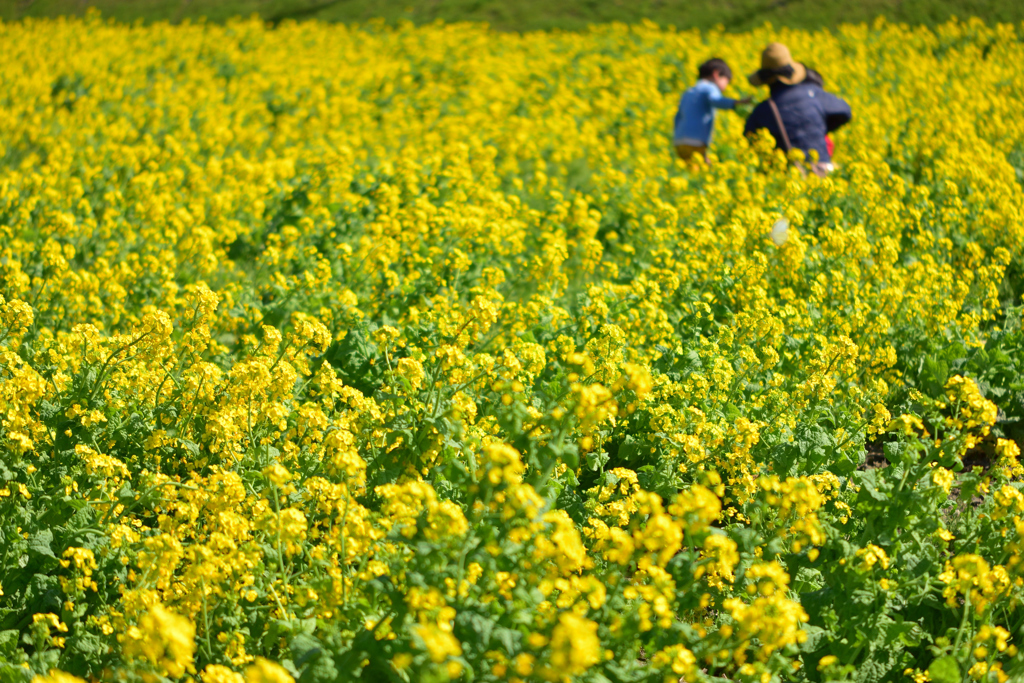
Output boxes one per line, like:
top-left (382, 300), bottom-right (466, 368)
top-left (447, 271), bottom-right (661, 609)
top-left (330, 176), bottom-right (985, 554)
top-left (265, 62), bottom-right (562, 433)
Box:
top-left (927, 656), bottom-right (960, 683)
top-left (27, 530), bottom-right (55, 559)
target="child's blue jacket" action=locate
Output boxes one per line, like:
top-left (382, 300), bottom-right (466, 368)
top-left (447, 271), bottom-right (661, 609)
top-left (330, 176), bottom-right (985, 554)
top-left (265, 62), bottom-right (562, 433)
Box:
top-left (673, 80), bottom-right (738, 145)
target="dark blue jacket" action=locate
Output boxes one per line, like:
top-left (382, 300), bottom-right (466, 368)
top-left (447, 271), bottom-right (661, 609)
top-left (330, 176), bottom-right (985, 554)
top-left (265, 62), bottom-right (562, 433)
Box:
top-left (744, 82), bottom-right (851, 163)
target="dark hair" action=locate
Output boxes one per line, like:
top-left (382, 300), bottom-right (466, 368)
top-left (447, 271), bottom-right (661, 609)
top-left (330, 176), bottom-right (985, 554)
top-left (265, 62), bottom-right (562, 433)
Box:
top-left (698, 58), bottom-right (732, 81)
top-left (803, 67), bottom-right (824, 88)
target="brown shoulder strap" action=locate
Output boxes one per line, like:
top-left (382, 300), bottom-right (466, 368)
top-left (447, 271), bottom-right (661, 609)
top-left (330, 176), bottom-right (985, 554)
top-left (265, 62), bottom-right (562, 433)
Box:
top-left (767, 98), bottom-right (792, 151)
top-left (768, 97), bottom-right (813, 177)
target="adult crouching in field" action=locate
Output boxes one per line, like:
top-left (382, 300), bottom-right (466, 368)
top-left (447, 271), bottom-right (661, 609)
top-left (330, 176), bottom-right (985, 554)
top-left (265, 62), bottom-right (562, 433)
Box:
top-left (744, 43), bottom-right (851, 176)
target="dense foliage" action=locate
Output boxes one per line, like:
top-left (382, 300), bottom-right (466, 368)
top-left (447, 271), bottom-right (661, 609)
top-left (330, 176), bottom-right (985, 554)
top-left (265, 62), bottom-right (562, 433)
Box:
top-left (2, 14), bottom-right (1024, 683)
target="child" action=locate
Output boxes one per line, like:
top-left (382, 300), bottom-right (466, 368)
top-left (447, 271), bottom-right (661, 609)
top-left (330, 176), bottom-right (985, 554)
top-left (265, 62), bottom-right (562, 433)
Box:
top-left (673, 58), bottom-right (751, 163)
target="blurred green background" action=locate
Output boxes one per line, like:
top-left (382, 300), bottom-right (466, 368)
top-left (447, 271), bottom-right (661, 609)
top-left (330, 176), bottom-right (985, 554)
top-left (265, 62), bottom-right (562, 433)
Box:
top-left (3, 0), bottom-right (1023, 31)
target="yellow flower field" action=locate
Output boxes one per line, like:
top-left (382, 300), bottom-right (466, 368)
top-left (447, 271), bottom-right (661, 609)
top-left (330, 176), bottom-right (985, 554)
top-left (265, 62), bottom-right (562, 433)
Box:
top-left (2, 12), bottom-right (1024, 683)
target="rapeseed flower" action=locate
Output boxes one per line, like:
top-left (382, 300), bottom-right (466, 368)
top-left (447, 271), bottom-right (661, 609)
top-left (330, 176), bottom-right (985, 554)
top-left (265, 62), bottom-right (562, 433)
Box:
top-left (2, 14), bottom-right (1024, 683)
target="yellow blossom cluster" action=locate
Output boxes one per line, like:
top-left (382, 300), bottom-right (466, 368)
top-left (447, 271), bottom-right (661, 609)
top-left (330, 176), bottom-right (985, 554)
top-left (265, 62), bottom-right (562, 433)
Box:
top-left (2, 12), bottom-right (1024, 683)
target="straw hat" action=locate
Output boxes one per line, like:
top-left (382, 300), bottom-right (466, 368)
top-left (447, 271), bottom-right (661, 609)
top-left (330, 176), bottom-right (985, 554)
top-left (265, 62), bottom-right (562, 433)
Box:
top-left (748, 43), bottom-right (807, 86)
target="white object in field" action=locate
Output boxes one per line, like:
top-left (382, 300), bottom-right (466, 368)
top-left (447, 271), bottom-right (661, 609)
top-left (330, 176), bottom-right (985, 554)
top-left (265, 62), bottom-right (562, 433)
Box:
top-left (770, 218), bottom-right (789, 246)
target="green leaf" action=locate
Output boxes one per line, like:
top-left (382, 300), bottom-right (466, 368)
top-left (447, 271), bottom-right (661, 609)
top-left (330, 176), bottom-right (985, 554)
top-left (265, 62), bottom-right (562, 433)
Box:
top-left (27, 530), bottom-right (56, 559)
top-left (492, 627), bottom-right (518, 651)
top-left (0, 630), bottom-right (18, 657)
top-left (799, 624), bottom-right (827, 652)
top-left (179, 439), bottom-right (200, 458)
top-left (883, 440), bottom-right (908, 465)
top-left (922, 356), bottom-right (949, 393)
top-left (857, 470), bottom-right (889, 502)
top-left (927, 656), bottom-right (960, 683)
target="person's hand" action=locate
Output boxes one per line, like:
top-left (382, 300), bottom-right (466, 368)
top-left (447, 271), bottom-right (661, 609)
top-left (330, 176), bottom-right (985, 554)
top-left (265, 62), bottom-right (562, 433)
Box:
top-left (737, 96), bottom-right (753, 106)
